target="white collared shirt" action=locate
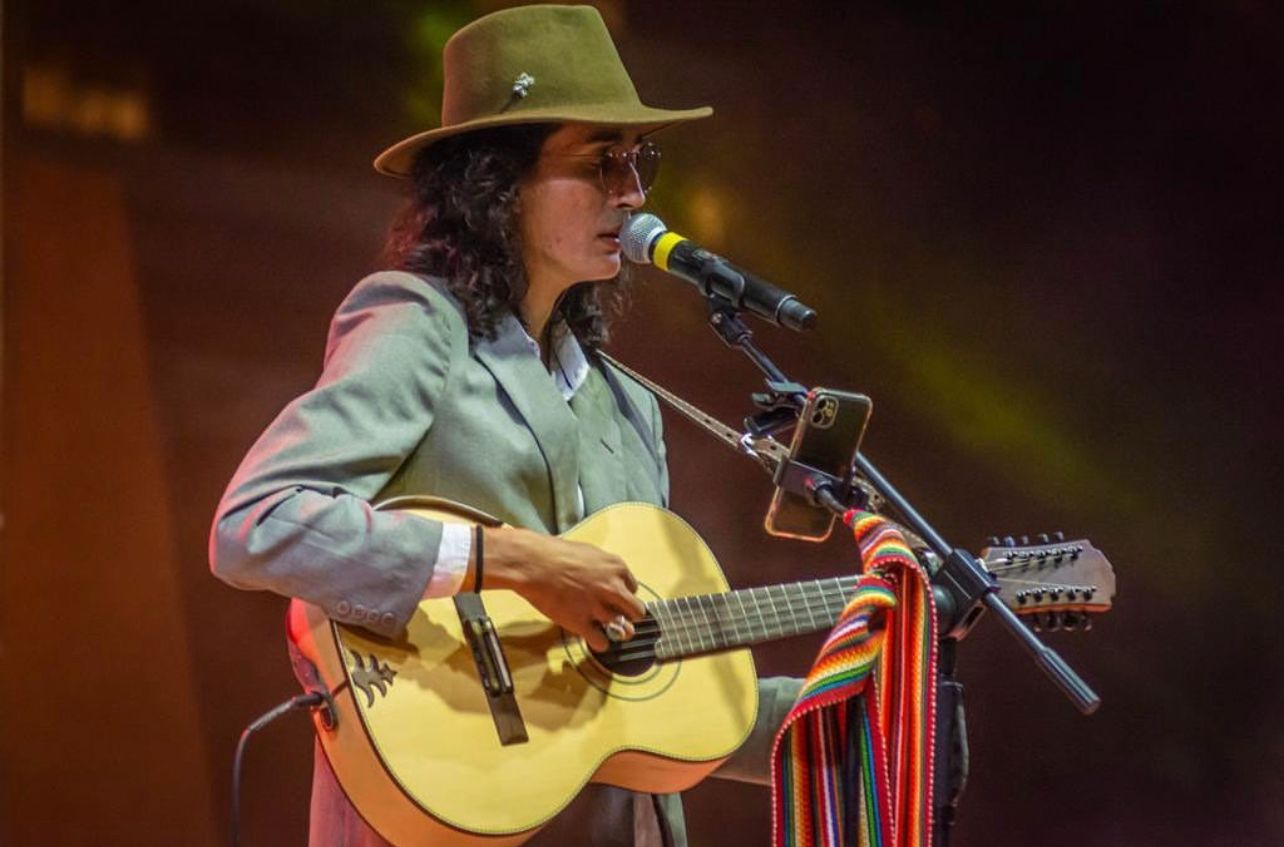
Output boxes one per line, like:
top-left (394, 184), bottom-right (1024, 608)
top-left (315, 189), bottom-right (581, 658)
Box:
top-left (423, 322), bottom-right (590, 597)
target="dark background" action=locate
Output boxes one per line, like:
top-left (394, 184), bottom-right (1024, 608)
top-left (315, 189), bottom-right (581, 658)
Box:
top-left (4, 1), bottom-right (1281, 845)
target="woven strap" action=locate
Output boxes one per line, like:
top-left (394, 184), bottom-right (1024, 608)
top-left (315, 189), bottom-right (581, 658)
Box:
top-left (771, 510), bottom-right (938, 847)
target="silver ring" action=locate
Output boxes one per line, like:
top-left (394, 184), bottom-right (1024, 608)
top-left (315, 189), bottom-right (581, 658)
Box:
top-left (603, 615), bottom-right (629, 643)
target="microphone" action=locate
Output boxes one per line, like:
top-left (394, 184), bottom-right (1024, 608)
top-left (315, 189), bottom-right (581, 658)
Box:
top-left (620, 213), bottom-right (817, 331)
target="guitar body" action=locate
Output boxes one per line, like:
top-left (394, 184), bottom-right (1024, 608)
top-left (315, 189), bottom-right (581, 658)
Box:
top-left (287, 498), bottom-right (759, 847)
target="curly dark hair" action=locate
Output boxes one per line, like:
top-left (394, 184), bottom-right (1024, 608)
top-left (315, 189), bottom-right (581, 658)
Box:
top-left (381, 124), bottom-right (630, 349)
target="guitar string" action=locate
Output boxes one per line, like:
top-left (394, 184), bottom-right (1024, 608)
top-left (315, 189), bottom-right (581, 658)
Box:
top-left (617, 561), bottom-right (1081, 647)
top-left (602, 597), bottom-right (883, 664)
top-left (595, 571), bottom-right (1086, 663)
top-left (618, 605), bottom-right (847, 655)
top-left (605, 583), bottom-right (863, 659)
top-left (599, 584), bottom-right (1091, 666)
top-left (601, 587), bottom-right (1079, 666)
top-left (639, 579), bottom-right (859, 639)
top-left (985, 561), bottom-right (1086, 575)
top-left (608, 598), bottom-right (862, 657)
top-left (630, 596), bottom-right (852, 646)
top-left (562, 553), bottom-right (1087, 662)
top-left (618, 593), bottom-right (852, 651)
top-left (621, 557), bottom-right (1084, 645)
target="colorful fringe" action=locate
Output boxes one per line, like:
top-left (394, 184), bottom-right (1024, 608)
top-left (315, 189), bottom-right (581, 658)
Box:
top-left (771, 510), bottom-right (938, 847)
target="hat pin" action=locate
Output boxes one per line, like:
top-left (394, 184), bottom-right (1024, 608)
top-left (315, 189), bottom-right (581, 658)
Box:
top-left (512, 72), bottom-right (535, 98)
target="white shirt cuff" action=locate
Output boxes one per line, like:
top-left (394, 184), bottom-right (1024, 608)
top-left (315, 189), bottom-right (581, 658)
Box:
top-left (423, 522), bottom-right (472, 597)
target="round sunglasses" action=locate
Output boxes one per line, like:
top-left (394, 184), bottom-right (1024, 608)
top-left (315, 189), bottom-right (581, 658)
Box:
top-left (547, 141), bottom-right (662, 195)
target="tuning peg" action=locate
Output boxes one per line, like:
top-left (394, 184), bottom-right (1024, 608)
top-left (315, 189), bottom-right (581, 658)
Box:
top-left (1003, 535), bottom-right (1017, 547)
top-left (1043, 611), bottom-right (1061, 631)
top-left (1054, 530), bottom-right (1065, 542)
top-left (987, 536), bottom-right (1000, 547)
top-left (1037, 533), bottom-right (1050, 544)
top-left (1061, 611), bottom-right (1080, 631)
top-left (1020, 535), bottom-right (1030, 546)
top-left (1082, 614), bottom-right (1093, 631)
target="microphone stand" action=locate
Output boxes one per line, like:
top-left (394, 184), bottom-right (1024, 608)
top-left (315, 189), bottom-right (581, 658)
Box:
top-left (703, 295), bottom-right (1100, 847)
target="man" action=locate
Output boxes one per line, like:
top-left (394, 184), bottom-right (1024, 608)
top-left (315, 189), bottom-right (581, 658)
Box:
top-left (210, 6), bottom-right (800, 845)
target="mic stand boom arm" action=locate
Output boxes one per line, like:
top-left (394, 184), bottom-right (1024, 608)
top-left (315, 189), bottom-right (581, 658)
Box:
top-left (703, 292), bottom-right (1100, 844)
top-left (702, 292), bottom-right (1101, 715)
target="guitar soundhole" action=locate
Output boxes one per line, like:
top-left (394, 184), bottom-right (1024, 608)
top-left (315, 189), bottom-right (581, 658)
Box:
top-left (592, 644), bottom-right (656, 677)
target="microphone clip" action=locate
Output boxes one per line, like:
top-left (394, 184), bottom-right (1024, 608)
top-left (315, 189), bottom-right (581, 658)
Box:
top-left (746, 381), bottom-right (809, 438)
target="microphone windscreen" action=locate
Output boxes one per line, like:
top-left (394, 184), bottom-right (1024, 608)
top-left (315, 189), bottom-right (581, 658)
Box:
top-left (620, 213), bottom-right (668, 265)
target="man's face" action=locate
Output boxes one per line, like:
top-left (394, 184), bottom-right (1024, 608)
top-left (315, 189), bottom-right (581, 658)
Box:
top-left (518, 123), bottom-right (648, 294)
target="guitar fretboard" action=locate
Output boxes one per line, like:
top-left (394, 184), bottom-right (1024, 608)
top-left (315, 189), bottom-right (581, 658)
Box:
top-left (646, 576), bottom-right (864, 660)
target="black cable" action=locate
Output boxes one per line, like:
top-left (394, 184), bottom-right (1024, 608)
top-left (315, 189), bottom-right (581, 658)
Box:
top-left (231, 691), bottom-right (329, 847)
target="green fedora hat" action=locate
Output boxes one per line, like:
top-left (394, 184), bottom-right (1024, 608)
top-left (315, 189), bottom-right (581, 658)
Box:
top-left (373, 4), bottom-right (713, 177)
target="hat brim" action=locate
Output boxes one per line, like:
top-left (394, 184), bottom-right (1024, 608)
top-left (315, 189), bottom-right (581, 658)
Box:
top-left (373, 104), bottom-right (713, 178)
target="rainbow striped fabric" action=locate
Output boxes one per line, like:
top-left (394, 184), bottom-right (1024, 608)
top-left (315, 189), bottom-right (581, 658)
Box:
top-left (770, 510), bottom-right (938, 847)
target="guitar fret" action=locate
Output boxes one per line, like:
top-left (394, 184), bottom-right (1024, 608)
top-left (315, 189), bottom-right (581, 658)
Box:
top-left (671, 600), bottom-right (689, 658)
top-left (691, 594), bottom-right (711, 651)
top-left (649, 600), bottom-right (671, 659)
top-left (706, 593), bottom-right (728, 651)
top-left (826, 577), bottom-right (851, 619)
top-left (764, 585), bottom-right (780, 637)
top-left (775, 585), bottom-right (797, 637)
top-left (764, 585), bottom-right (784, 638)
top-left (699, 595), bottom-right (716, 651)
top-left (749, 585), bottom-right (765, 639)
top-left (667, 599), bottom-right (690, 657)
top-left (746, 587), bottom-right (766, 642)
top-left (707, 593), bottom-right (726, 650)
top-left (680, 595), bottom-right (706, 653)
top-left (734, 592), bottom-right (749, 644)
top-left (800, 581), bottom-right (819, 631)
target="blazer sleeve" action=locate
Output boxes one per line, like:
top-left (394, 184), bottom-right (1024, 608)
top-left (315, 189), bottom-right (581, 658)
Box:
top-left (712, 675), bottom-right (805, 784)
top-left (208, 271), bottom-right (468, 638)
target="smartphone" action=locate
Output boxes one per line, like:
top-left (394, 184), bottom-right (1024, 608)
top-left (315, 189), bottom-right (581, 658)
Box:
top-left (763, 389), bottom-right (873, 542)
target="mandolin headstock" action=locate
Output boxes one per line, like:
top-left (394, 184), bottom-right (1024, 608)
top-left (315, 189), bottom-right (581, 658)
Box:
top-left (981, 535), bottom-right (1116, 631)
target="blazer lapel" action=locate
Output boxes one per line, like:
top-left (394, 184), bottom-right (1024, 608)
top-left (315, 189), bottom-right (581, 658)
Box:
top-left (569, 365), bottom-right (626, 514)
top-left (473, 315), bottom-right (581, 532)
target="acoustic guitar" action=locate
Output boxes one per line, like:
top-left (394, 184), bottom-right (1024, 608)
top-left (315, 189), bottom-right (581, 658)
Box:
top-left (287, 497), bottom-right (1114, 846)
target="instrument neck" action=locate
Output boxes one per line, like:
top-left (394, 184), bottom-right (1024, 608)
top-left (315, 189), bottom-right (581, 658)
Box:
top-left (647, 576), bottom-right (862, 660)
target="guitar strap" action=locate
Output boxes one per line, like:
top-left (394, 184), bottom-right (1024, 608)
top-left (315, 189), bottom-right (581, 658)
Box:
top-left (596, 351), bottom-right (894, 524)
top-left (596, 350), bottom-right (763, 465)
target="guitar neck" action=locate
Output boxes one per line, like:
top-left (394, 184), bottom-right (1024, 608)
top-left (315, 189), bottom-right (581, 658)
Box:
top-left (647, 576), bottom-right (862, 660)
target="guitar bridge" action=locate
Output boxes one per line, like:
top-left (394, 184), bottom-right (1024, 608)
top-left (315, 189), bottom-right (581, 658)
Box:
top-left (454, 593), bottom-right (529, 746)
top-left (463, 614), bottom-right (513, 696)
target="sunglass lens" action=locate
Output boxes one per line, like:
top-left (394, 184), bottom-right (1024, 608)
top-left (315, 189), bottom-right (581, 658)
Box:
top-left (602, 143), bottom-right (662, 194)
top-left (635, 143), bottom-right (661, 192)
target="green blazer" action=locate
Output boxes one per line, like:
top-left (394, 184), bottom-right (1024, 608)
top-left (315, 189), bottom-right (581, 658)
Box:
top-left (211, 271), bottom-right (800, 846)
